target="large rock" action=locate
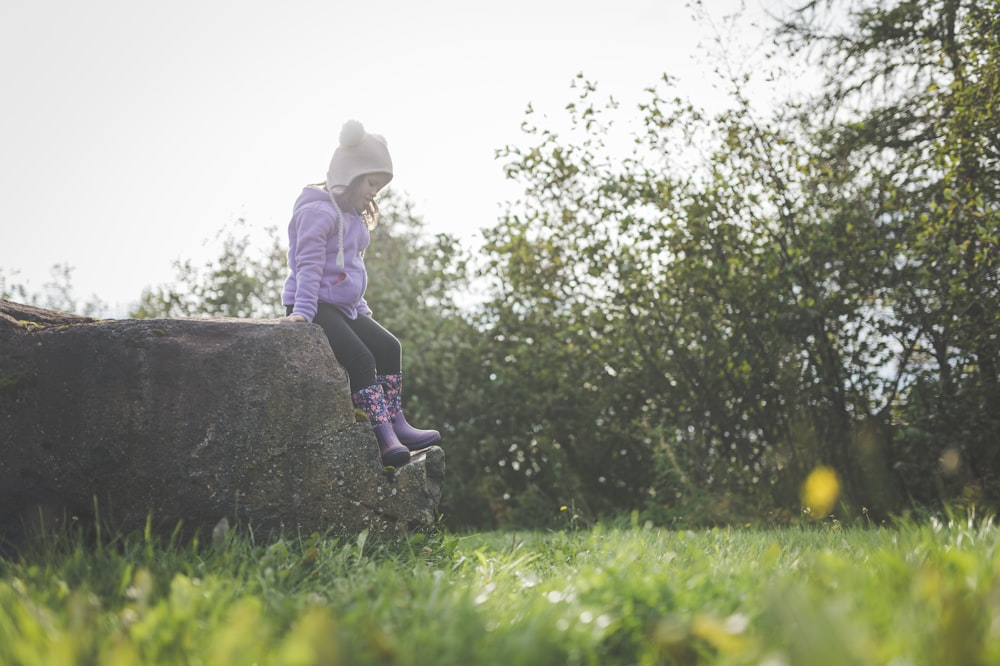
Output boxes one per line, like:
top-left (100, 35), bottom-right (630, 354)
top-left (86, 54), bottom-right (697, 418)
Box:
top-left (0, 300), bottom-right (444, 546)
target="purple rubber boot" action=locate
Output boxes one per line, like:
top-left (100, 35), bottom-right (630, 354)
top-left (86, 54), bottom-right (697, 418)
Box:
top-left (352, 384), bottom-right (410, 467)
top-left (392, 411), bottom-right (441, 451)
top-left (371, 423), bottom-right (411, 467)
top-left (380, 373), bottom-right (441, 451)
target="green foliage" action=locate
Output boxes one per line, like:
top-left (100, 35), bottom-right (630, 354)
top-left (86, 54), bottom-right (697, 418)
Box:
top-left (470, 0), bottom-right (1000, 525)
top-left (0, 263), bottom-right (107, 316)
top-left (2, 516), bottom-right (999, 665)
top-left (779, 0), bottom-right (1000, 506)
top-left (130, 219), bottom-right (287, 319)
top-left (481, 77), bottom-right (881, 521)
top-left (0, 269), bottom-right (30, 303)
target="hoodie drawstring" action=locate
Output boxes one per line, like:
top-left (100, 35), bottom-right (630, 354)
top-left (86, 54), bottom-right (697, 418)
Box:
top-left (328, 191), bottom-right (345, 269)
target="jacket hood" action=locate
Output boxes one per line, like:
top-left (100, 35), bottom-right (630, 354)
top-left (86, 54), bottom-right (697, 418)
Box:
top-left (293, 185), bottom-right (332, 212)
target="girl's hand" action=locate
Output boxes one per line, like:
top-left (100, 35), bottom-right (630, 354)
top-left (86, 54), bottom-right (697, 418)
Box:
top-left (280, 314), bottom-right (307, 323)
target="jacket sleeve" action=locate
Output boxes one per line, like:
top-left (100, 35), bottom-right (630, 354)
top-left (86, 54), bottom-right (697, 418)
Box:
top-left (357, 297), bottom-right (372, 317)
top-left (289, 208), bottom-right (331, 322)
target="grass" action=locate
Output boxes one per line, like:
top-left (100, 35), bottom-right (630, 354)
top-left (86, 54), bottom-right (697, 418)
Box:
top-left (1, 511), bottom-right (999, 665)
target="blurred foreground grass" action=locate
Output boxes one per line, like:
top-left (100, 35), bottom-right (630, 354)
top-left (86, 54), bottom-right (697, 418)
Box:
top-left (2, 511), bottom-right (999, 665)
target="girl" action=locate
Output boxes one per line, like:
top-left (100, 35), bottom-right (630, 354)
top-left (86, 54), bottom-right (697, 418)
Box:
top-left (280, 120), bottom-right (440, 467)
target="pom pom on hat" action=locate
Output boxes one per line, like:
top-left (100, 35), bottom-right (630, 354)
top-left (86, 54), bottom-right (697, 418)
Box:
top-left (339, 119), bottom-right (366, 147)
top-left (326, 120), bottom-right (393, 191)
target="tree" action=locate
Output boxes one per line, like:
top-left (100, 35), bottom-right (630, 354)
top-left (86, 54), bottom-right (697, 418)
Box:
top-left (484, 77), bottom-right (895, 522)
top-left (780, 0), bottom-right (1000, 505)
top-left (130, 219), bottom-right (286, 319)
top-left (0, 269), bottom-right (29, 303)
top-left (476, 0), bottom-right (1000, 523)
top-left (0, 263), bottom-right (107, 317)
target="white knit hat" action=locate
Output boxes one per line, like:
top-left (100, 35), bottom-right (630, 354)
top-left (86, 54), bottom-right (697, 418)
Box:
top-left (325, 120), bottom-right (393, 191)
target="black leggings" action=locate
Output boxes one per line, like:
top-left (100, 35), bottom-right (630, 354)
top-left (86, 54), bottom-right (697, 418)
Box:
top-left (288, 303), bottom-right (401, 393)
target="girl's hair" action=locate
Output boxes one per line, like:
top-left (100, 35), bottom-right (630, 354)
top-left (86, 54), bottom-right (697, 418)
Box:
top-left (316, 179), bottom-right (380, 229)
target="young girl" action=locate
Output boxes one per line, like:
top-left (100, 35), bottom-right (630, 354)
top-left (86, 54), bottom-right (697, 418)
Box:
top-left (280, 120), bottom-right (440, 467)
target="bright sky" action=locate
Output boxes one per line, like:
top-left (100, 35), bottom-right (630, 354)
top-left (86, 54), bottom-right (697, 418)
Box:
top-left (1, 0), bottom-right (789, 316)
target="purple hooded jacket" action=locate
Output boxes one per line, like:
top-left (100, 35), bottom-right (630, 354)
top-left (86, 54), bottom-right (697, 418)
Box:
top-left (281, 186), bottom-right (373, 322)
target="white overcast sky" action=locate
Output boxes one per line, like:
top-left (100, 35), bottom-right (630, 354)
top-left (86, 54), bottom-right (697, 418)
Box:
top-left (0, 0), bottom-right (798, 315)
